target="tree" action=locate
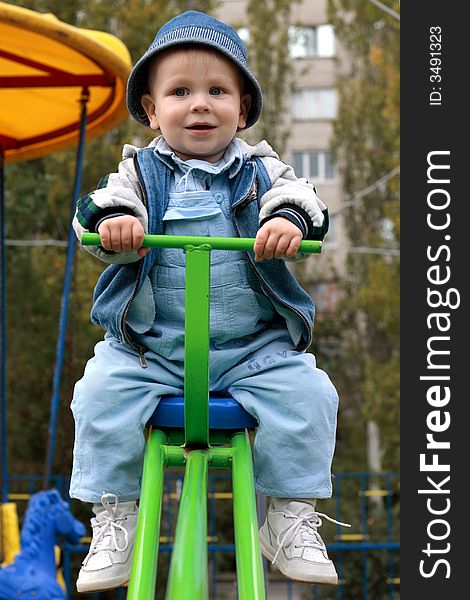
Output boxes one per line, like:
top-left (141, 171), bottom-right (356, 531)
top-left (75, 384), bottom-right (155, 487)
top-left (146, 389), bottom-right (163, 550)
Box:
top-left (242, 0), bottom-right (300, 153)
top-left (326, 0), bottom-right (400, 474)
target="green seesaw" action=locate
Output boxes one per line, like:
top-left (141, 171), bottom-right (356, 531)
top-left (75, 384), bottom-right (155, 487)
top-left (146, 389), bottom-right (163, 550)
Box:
top-left (81, 233), bottom-right (322, 600)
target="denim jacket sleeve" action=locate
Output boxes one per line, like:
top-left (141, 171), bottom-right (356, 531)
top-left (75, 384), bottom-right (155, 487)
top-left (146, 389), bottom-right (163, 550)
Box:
top-left (72, 154), bottom-right (148, 264)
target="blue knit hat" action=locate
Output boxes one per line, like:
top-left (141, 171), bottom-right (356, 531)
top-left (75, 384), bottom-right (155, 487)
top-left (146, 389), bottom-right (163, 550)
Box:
top-left (126, 10), bottom-right (263, 129)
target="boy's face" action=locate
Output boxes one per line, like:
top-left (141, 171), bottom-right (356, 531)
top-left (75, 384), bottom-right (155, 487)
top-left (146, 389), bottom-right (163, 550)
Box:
top-left (141, 48), bottom-right (251, 163)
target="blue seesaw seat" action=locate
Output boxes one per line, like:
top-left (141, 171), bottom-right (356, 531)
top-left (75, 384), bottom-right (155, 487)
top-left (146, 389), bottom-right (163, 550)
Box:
top-left (147, 394), bottom-right (258, 430)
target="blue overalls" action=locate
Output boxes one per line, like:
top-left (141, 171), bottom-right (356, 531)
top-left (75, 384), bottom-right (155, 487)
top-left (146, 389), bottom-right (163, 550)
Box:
top-left (70, 149), bottom-right (338, 503)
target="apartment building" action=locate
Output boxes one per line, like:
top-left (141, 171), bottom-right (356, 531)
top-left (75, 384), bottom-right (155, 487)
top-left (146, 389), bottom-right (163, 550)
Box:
top-left (216, 0), bottom-right (345, 314)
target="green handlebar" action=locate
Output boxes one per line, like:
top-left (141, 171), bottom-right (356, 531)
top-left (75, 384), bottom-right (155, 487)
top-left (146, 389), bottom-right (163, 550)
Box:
top-left (81, 232), bottom-right (322, 253)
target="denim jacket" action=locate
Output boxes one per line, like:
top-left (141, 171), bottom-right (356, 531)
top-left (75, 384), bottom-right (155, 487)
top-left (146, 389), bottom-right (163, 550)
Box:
top-left (75, 139), bottom-right (329, 357)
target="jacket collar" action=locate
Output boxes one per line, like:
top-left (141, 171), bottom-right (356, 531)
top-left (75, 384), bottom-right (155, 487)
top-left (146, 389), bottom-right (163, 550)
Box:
top-left (152, 136), bottom-right (244, 179)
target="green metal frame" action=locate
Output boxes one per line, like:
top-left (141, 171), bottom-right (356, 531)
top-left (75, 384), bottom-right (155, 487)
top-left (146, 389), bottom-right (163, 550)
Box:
top-left (82, 233), bottom-right (321, 599)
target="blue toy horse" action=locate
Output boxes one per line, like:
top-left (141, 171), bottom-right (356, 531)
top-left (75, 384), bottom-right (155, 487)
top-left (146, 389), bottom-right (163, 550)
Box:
top-left (0, 489), bottom-right (85, 599)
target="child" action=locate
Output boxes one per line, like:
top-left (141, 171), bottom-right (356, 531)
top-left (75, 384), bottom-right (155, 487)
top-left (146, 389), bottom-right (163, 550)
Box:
top-left (71, 10), bottom-right (345, 593)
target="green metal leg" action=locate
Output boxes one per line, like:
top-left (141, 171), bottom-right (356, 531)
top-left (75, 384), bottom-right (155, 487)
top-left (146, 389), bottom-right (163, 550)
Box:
top-left (166, 449), bottom-right (210, 600)
top-left (232, 431), bottom-right (266, 599)
top-left (127, 428), bottom-right (167, 600)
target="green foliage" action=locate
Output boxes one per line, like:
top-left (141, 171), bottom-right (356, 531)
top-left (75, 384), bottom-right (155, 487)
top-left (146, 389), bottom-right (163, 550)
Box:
top-left (242, 0), bottom-right (300, 153)
top-left (326, 0), bottom-right (400, 472)
top-left (12, 0), bottom-right (83, 24)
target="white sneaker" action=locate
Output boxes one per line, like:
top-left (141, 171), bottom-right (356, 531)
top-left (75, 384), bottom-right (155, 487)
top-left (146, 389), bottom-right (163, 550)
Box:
top-left (77, 493), bottom-right (138, 593)
top-left (259, 499), bottom-right (350, 585)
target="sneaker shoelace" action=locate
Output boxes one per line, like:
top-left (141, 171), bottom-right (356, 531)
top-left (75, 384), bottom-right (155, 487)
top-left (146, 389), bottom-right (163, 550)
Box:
top-left (83, 493), bottom-right (130, 566)
top-left (271, 509), bottom-right (350, 564)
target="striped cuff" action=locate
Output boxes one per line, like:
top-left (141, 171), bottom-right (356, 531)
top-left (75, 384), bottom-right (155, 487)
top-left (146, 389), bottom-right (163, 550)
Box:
top-left (260, 205), bottom-right (310, 239)
top-left (260, 205), bottom-right (329, 241)
top-left (90, 207), bottom-right (136, 233)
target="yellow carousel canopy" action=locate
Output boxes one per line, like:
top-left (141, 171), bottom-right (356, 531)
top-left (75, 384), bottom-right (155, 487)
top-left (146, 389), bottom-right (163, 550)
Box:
top-left (0, 1), bottom-right (132, 163)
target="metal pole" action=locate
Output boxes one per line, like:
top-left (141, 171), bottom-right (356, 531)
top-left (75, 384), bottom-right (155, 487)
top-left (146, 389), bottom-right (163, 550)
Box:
top-left (43, 88), bottom-right (89, 489)
top-left (82, 232), bottom-right (322, 254)
top-left (184, 246), bottom-right (210, 447)
top-left (166, 449), bottom-right (209, 600)
top-left (231, 431), bottom-right (266, 599)
top-left (0, 147), bottom-right (7, 503)
top-left (127, 428), bottom-right (167, 600)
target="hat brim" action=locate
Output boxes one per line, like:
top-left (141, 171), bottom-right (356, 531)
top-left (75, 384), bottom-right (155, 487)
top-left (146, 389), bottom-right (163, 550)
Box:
top-left (126, 40), bottom-right (263, 129)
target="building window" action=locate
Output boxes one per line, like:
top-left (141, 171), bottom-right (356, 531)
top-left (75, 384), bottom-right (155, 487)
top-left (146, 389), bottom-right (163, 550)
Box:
top-left (291, 88), bottom-right (337, 120)
top-left (288, 25), bottom-right (335, 58)
top-left (293, 150), bottom-right (336, 181)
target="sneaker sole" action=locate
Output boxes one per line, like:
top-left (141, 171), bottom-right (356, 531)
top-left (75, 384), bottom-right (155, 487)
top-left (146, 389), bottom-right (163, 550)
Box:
top-left (77, 572), bottom-right (130, 593)
top-left (259, 529), bottom-right (338, 586)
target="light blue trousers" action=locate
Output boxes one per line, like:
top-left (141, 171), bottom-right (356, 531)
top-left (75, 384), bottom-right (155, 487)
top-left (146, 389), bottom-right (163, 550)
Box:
top-left (70, 334), bottom-right (338, 503)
